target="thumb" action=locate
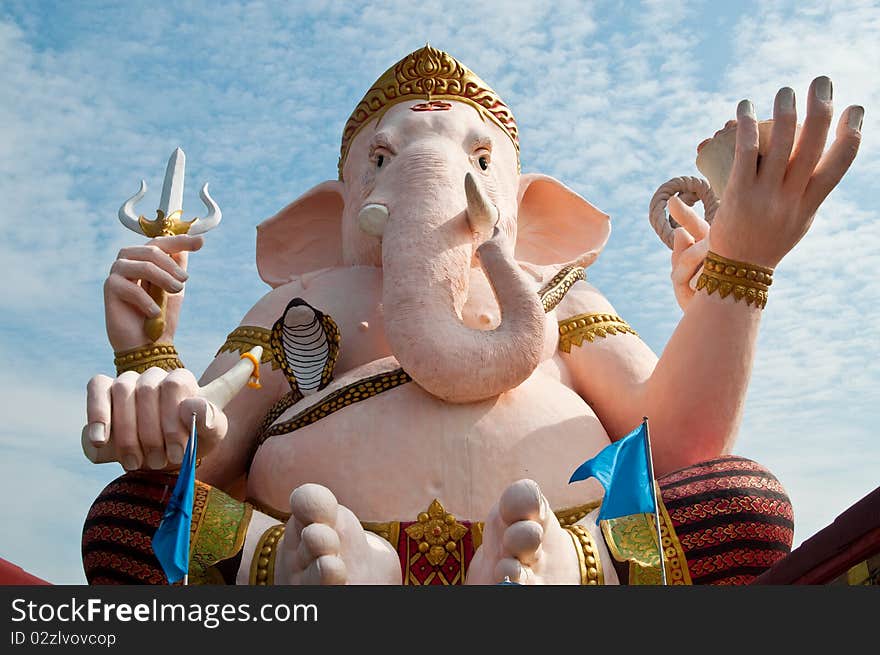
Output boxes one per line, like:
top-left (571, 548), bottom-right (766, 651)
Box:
top-left (179, 397), bottom-right (227, 449)
top-left (671, 227), bottom-right (695, 267)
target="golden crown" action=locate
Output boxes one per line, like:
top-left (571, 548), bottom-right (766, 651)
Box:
top-left (338, 45), bottom-right (519, 179)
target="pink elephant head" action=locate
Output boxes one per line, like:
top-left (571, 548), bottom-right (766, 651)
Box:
top-left (256, 45), bottom-right (610, 402)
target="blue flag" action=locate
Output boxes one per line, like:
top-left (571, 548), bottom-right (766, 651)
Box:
top-left (152, 417), bottom-right (197, 584)
top-left (569, 420), bottom-right (655, 524)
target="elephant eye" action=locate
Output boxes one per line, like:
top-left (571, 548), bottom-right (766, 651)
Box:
top-left (478, 156), bottom-right (489, 171)
top-left (376, 154), bottom-right (385, 168)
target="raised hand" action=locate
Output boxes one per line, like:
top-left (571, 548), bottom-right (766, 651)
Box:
top-left (708, 77), bottom-right (863, 269)
top-left (104, 234), bottom-right (204, 352)
top-left (81, 347), bottom-right (260, 471)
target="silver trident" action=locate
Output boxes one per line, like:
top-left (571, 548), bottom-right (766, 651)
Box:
top-left (118, 147), bottom-right (222, 341)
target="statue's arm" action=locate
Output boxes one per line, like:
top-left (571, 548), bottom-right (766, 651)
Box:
top-left (555, 280), bottom-right (760, 476)
top-left (193, 288), bottom-right (293, 492)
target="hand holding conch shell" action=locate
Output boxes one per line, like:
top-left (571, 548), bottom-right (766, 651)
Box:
top-left (706, 76), bottom-right (863, 269)
top-left (82, 347), bottom-right (262, 471)
top-left (669, 77), bottom-right (863, 310)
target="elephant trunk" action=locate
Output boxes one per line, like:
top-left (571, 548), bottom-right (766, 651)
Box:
top-left (381, 173), bottom-right (545, 403)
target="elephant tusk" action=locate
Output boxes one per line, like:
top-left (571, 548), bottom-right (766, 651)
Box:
top-left (188, 183), bottom-right (223, 236)
top-left (464, 172), bottom-right (499, 235)
top-left (198, 346), bottom-right (262, 409)
top-left (358, 203), bottom-right (389, 237)
top-left (118, 180), bottom-right (148, 236)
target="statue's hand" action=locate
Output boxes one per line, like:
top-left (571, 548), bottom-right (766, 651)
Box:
top-left (104, 234), bottom-right (203, 352)
top-left (709, 77), bottom-right (863, 269)
top-left (81, 348), bottom-right (259, 471)
top-left (668, 195), bottom-right (710, 311)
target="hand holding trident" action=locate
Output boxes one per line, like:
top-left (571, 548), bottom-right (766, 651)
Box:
top-left (118, 148), bottom-right (222, 341)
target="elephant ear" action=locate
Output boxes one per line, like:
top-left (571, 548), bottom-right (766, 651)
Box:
top-left (256, 180), bottom-right (345, 288)
top-left (515, 174), bottom-right (610, 269)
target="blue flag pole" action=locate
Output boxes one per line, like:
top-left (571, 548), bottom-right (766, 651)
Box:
top-left (152, 412), bottom-right (198, 585)
top-left (642, 417), bottom-right (667, 585)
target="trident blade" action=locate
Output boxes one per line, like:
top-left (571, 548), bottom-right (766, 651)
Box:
top-left (159, 147), bottom-right (186, 216)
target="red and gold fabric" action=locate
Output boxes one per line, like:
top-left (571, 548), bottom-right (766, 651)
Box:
top-left (606, 456), bottom-right (794, 585)
top-left (82, 456), bottom-right (792, 586)
top-left (82, 471), bottom-right (252, 585)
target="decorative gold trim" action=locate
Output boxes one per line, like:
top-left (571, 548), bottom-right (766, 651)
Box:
top-left (558, 313), bottom-right (639, 353)
top-left (601, 491), bottom-right (691, 585)
top-left (658, 495), bottom-right (692, 585)
top-left (404, 499), bottom-right (468, 567)
top-left (249, 524), bottom-right (285, 586)
top-left (339, 45), bottom-right (519, 179)
top-left (257, 368), bottom-right (412, 444)
top-left (695, 251), bottom-right (774, 309)
top-left (564, 524), bottom-right (603, 585)
top-left (538, 265), bottom-right (586, 313)
top-left (217, 326), bottom-right (278, 370)
top-left (114, 343), bottom-right (184, 375)
top-left (361, 520), bottom-right (401, 550)
top-left (187, 485), bottom-right (253, 585)
top-left (554, 500), bottom-right (602, 527)
top-left (138, 209), bottom-right (195, 238)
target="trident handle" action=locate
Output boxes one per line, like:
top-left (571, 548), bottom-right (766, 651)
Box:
top-left (145, 284), bottom-right (168, 342)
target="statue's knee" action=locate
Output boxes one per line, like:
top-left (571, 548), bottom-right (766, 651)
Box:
top-left (82, 470), bottom-right (180, 585)
top-left (658, 455), bottom-right (794, 585)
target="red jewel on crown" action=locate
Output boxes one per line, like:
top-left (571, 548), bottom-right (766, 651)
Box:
top-left (411, 100), bottom-right (453, 112)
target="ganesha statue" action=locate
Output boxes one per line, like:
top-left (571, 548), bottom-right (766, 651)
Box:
top-left (80, 46), bottom-right (863, 585)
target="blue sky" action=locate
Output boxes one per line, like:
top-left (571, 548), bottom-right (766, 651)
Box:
top-left (1, 0), bottom-right (877, 584)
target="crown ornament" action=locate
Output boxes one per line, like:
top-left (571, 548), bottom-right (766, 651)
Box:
top-left (338, 45), bottom-right (519, 179)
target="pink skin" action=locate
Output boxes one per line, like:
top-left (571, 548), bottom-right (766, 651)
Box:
top-left (88, 77), bottom-right (862, 585)
top-left (370, 106), bottom-right (546, 402)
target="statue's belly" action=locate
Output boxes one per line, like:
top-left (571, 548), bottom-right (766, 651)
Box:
top-left (248, 362), bottom-right (608, 522)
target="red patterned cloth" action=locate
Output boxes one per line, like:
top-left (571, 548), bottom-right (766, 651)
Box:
top-left (82, 471), bottom-right (179, 585)
top-left (658, 456), bottom-right (794, 585)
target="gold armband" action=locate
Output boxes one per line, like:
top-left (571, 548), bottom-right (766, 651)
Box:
top-left (696, 251), bottom-right (774, 309)
top-left (558, 313), bottom-right (638, 353)
top-left (217, 326), bottom-right (279, 370)
top-left (250, 524), bottom-right (285, 585)
top-left (564, 524), bottom-right (603, 585)
top-left (114, 343), bottom-right (184, 375)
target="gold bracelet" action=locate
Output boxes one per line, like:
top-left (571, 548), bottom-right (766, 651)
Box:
top-left (564, 524), bottom-right (603, 585)
top-left (249, 524), bottom-right (285, 585)
top-left (114, 343), bottom-right (184, 375)
top-left (696, 251), bottom-right (774, 309)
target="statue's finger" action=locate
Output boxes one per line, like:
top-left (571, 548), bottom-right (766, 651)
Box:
top-left (105, 275), bottom-right (161, 318)
top-left (81, 425), bottom-right (116, 464)
top-left (110, 372), bottom-right (142, 471)
top-left (110, 259), bottom-right (185, 295)
top-left (761, 87), bottom-right (797, 184)
top-left (159, 369), bottom-right (199, 465)
top-left (117, 245), bottom-right (188, 281)
top-left (786, 76), bottom-right (834, 192)
top-left (728, 99), bottom-right (759, 192)
top-left (86, 374), bottom-right (113, 445)
top-left (135, 367), bottom-right (168, 470)
top-left (672, 237), bottom-right (708, 289)
top-left (668, 196), bottom-right (709, 240)
top-left (802, 105), bottom-right (863, 216)
top-left (146, 234), bottom-right (204, 255)
top-left (671, 227), bottom-right (694, 268)
top-left (179, 396), bottom-right (227, 451)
